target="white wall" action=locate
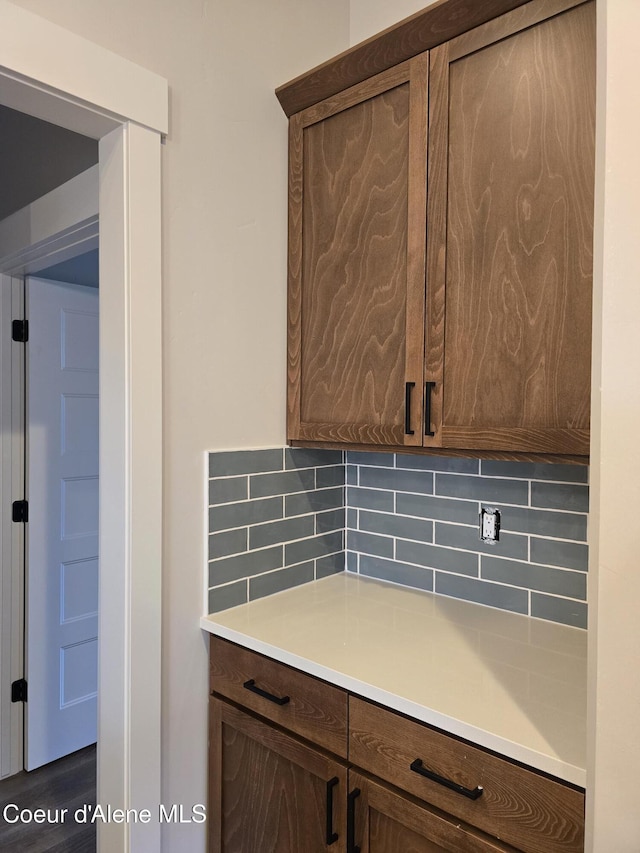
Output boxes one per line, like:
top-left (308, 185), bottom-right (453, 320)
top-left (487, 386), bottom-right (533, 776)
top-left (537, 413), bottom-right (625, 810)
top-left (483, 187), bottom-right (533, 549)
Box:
top-left (8, 1), bottom-right (349, 851)
top-left (350, 0), bottom-right (435, 44)
top-left (587, 0), bottom-right (640, 849)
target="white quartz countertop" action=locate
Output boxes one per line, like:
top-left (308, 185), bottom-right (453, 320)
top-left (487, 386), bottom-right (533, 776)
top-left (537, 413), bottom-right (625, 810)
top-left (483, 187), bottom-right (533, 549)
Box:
top-left (200, 573), bottom-right (587, 787)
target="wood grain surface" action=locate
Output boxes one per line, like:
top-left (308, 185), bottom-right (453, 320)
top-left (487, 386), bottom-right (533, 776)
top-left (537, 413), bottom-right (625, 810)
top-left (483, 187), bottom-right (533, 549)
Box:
top-left (288, 61), bottom-right (428, 446)
top-left (209, 698), bottom-right (347, 853)
top-left (301, 84), bottom-right (408, 433)
top-left (429, 0), bottom-right (595, 454)
top-left (275, 0), bottom-right (534, 117)
top-left (210, 636), bottom-right (348, 757)
top-left (349, 697), bottom-right (585, 853)
top-left (350, 770), bottom-right (515, 853)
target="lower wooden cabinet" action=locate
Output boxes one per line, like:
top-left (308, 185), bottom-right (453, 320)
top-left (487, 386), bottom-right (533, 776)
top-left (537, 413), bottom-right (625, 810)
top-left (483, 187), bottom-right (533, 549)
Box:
top-left (209, 639), bottom-right (585, 853)
top-left (209, 697), bottom-right (347, 852)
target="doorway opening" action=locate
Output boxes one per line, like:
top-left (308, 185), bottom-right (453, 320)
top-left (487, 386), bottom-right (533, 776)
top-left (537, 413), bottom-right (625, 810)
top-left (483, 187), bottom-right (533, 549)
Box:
top-left (0, 107), bottom-right (100, 781)
top-left (0, 5), bottom-right (166, 850)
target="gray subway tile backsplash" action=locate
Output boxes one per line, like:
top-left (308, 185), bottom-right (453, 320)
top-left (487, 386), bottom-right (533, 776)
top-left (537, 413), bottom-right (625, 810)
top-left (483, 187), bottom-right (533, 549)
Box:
top-left (435, 572), bottom-right (529, 614)
top-left (250, 562), bottom-right (315, 601)
top-left (359, 554), bottom-right (433, 592)
top-left (316, 508), bottom-right (346, 534)
top-left (208, 475), bottom-right (248, 506)
top-left (249, 515), bottom-right (315, 551)
top-left (250, 467), bottom-right (316, 499)
top-left (208, 449), bottom-right (345, 611)
top-left (396, 492), bottom-right (478, 525)
top-left (359, 466), bottom-right (434, 495)
top-left (435, 473), bottom-right (529, 505)
top-left (285, 531), bottom-right (343, 565)
top-left (531, 593), bottom-right (588, 630)
top-left (434, 522), bottom-right (528, 561)
top-left (209, 496), bottom-right (282, 531)
top-left (316, 465), bottom-right (346, 488)
top-left (285, 448), bottom-right (343, 469)
top-left (396, 455), bottom-right (479, 475)
top-left (347, 486), bottom-right (394, 512)
top-left (346, 529), bottom-right (394, 559)
top-left (346, 451), bottom-right (395, 466)
top-left (209, 544), bottom-right (283, 587)
top-left (208, 580), bottom-right (247, 614)
top-left (481, 460), bottom-right (589, 483)
top-left (359, 510), bottom-right (433, 544)
top-left (530, 481), bottom-right (590, 513)
top-left (530, 537), bottom-right (589, 572)
top-left (207, 447), bottom-right (589, 629)
top-left (396, 539), bottom-right (479, 577)
top-left (286, 487), bottom-right (344, 517)
top-left (316, 552), bottom-right (345, 579)
top-left (499, 505), bottom-right (587, 541)
top-left (210, 448), bottom-right (283, 477)
top-left (481, 555), bottom-right (587, 599)
top-left (208, 527), bottom-right (247, 560)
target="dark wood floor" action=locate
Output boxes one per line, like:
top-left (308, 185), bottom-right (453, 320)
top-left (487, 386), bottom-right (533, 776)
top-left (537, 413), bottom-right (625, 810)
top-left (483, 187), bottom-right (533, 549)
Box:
top-left (0, 745), bottom-right (96, 852)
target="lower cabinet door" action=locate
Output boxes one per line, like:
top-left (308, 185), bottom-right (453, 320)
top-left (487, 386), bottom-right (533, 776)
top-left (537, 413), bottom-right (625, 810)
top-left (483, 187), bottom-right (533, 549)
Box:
top-left (210, 696), bottom-right (347, 853)
top-left (348, 771), bottom-right (514, 853)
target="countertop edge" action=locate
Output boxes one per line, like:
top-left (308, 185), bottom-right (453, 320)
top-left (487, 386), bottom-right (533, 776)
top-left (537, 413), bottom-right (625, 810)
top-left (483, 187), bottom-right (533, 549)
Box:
top-left (200, 614), bottom-right (586, 789)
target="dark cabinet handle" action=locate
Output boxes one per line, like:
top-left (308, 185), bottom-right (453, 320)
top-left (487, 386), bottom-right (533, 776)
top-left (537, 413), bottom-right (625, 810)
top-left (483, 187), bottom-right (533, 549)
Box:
top-left (347, 788), bottom-right (361, 853)
top-left (243, 679), bottom-right (290, 706)
top-left (424, 381), bottom-right (436, 437)
top-left (405, 382), bottom-right (415, 435)
top-left (325, 777), bottom-right (339, 845)
top-left (410, 758), bottom-right (483, 800)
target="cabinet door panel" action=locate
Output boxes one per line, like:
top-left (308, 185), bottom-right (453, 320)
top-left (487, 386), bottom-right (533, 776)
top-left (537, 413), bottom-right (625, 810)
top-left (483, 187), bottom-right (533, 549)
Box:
top-left (289, 57), bottom-right (427, 445)
top-left (209, 698), bottom-right (347, 853)
top-left (350, 771), bottom-right (512, 853)
top-left (426, 0), bottom-right (595, 454)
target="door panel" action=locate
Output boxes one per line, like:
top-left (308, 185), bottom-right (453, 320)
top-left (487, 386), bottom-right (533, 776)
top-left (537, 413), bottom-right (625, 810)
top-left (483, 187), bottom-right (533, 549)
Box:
top-left (426, 1), bottom-right (595, 454)
top-left (210, 697), bottom-right (347, 853)
top-left (289, 57), bottom-right (428, 445)
top-left (350, 771), bottom-right (511, 853)
top-left (25, 276), bottom-right (99, 771)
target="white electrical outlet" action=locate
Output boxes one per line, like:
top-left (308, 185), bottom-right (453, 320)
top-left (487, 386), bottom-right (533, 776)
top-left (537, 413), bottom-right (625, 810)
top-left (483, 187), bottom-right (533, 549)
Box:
top-left (480, 508), bottom-right (500, 542)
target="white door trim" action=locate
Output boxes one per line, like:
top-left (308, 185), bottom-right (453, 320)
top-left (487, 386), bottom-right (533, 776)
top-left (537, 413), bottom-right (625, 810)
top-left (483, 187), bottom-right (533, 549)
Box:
top-left (0, 5), bottom-right (166, 851)
top-left (0, 1), bottom-right (167, 137)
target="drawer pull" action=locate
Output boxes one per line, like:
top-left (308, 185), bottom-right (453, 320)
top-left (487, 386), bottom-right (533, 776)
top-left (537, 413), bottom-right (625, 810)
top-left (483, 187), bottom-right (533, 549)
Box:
top-left (347, 788), bottom-right (361, 853)
top-left (410, 758), bottom-right (483, 801)
top-left (243, 679), bottom-right (290, 706)
top-left (424, 381), bottom-right (436, 436)
top-left (325, 777), bottom-right (339, 845)
top-left (405, 382), bottom-right (415, 435)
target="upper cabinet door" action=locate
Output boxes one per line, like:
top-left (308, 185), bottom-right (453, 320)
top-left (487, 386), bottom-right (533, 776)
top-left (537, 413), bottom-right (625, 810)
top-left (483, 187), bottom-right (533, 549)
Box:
top-left (288, 56), bottom-right (428, 445)
top-left (425, 0), bottom-right (595, 455)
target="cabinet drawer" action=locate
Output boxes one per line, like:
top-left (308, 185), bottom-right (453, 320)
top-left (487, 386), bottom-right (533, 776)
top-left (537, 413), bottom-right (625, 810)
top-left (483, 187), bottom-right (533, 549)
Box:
top-left (210, 636), bottom-right (347, 758)
top-left (349, 697), bottom-right (584, 853)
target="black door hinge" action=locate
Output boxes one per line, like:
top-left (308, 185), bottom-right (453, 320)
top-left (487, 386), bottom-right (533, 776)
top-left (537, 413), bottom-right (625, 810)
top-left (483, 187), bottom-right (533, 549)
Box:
top-left (12, 500), bottom-right (28, 523)
top-left (11, 319), bottom-right (28, 342)
top-left (11, 679), bottom-right (27, 703)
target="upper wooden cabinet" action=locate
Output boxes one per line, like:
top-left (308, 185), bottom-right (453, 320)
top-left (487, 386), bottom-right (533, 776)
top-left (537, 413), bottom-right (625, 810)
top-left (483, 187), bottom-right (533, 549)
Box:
top-left (282, 0), bottom-right (595, 458)
top-left (288, 57), bottom-right (428, 445)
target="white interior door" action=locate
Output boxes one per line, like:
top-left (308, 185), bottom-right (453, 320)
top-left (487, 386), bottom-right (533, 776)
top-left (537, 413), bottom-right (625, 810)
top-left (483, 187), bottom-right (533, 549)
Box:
top-left (25, 276), bottom-right (99, 771)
